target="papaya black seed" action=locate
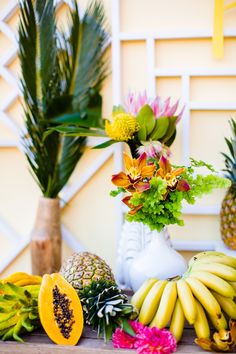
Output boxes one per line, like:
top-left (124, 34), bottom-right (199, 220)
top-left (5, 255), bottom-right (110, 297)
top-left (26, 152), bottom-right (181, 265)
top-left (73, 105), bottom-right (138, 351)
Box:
top-left (52, 285), bottom-right (75, 339)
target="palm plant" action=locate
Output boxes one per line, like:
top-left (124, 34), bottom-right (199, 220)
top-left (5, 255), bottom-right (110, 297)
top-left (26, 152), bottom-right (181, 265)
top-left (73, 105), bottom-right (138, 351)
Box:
top-left (18, 0), bottom-right (108, 274)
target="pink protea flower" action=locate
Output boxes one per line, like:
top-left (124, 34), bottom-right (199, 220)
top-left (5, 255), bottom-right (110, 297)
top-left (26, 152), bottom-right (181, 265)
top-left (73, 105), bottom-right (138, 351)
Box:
top-left (124, 91), bottom-right (184, 122)
top-left (135, 326), bottom-right (177, 354)
top-left (137, 141), bottom-right (172, 159)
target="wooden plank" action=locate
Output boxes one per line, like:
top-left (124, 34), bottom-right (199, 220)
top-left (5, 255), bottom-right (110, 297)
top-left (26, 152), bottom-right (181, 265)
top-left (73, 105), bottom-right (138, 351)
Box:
top-left (1, 327), bottom-right (235, 354)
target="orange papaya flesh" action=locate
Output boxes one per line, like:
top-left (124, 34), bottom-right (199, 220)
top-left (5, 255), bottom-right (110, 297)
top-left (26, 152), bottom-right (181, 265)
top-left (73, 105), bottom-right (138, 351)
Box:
top-left (38, 273), bottom-right (83, 345)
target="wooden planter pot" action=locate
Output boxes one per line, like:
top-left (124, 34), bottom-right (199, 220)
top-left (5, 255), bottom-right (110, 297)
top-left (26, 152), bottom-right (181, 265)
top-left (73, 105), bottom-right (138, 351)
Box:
top-left (30, 197), bottom-right (62, 275)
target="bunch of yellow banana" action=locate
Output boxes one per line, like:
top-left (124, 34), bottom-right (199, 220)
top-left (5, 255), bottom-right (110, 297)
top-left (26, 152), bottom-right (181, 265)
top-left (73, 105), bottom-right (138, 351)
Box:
top-left (131, 251), bottom-right (236, 343)
top-left (0, 272), bottom-right (42, 287)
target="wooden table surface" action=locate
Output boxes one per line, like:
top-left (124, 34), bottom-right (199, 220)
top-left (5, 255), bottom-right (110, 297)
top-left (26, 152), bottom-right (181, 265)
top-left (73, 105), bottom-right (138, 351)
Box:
top-left (1, 325), bottom-right (234, 354)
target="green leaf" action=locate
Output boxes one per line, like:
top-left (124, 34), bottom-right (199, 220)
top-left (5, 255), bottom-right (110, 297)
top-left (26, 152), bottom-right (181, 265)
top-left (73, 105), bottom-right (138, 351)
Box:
top-left (53, 112), bottom-right (85, 125)
top-left (51, 126), bottom-right (107, 137)
top-left (162, 116), bottom-right (177, 143)
top-left (137, 126), bottom-right (147, 141)
top-left (136, 104), bottom-right (155, 136)
top-left (165, 129), bottom-right (176, 147)
top-left (93, 140), bottom-right (117, 149)
top-left (120, 318), bottom-right (136, 337)
top-left (150, 117), bottom-right (169, 140)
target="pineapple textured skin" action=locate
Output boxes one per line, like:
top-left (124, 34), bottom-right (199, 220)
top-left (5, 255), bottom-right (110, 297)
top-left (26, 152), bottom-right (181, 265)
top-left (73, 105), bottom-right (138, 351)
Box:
top-left (60, 252), bottom-right (115, 292)
top-left (221, 119), bottom-right (236, 250)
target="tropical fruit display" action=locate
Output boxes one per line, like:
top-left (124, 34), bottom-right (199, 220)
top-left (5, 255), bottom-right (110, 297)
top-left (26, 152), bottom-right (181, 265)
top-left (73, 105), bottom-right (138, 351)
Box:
top-left (60, 252), bottom-right (136, 341)
top-left (131, 251), bottom-right (236, 343)
top-left (220, 119), bottom-right (236, 249)
top-left (0, 271), bottom-right (84, 345)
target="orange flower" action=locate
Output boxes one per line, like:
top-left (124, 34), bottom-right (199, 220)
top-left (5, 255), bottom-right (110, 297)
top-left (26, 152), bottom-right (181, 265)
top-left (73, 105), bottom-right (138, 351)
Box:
top-left (156, 156), bottom-right (190, 191)
top-left (112, 153), bottom-right (155, 193)
top-left (122, 195), bottom-right (143, 215)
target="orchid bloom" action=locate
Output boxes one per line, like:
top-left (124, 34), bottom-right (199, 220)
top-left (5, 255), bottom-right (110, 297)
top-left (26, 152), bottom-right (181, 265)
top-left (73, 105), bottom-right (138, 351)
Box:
top-left (125, 91), bottom-right (184, 122)
top-left (156, 156), bottom-right (190, 192)
top-left (112, 153), bottom-right (155, 193)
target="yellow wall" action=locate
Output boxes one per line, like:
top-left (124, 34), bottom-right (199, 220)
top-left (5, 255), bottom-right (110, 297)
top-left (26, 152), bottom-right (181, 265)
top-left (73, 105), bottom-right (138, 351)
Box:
top-left (0, 1), bottom-right (235, 276)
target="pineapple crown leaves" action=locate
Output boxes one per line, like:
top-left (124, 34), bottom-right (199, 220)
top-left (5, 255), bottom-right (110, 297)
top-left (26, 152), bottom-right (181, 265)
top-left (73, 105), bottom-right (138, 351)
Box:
top-left (222, 118), bottom-right (236, 184)
top-left (79, 280), bottom-right (136, 341)
top-left (18, 0), bottom-right (108, 197)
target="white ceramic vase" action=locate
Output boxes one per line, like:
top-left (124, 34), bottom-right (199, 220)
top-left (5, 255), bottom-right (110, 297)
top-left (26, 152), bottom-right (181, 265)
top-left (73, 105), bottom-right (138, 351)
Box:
top-left (116, 221), bottom-right (187, 292)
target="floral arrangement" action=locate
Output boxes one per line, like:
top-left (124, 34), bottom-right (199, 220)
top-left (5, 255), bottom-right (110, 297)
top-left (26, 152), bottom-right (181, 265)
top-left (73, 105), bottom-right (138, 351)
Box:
top-left (103, 91), bottom-right (184, 158)
top-left (52, 91), bottom-right (184, 159)
top-left (111, 153), bottom-right (231, 231)
top-left (112, 320), bottom-right (177, 354)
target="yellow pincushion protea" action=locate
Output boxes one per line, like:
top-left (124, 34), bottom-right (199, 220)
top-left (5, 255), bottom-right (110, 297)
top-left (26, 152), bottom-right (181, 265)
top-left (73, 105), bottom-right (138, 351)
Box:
top-left (105, 112), bottom-right (139, 142)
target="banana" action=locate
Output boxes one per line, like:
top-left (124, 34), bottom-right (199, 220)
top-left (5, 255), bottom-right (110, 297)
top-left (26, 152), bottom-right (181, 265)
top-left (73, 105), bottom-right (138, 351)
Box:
top-left (150, 281), bottom-right (177, 329)
top-left (189, 251), bottom-right (224, 265)
top-left (131, 278), bottom-right (158, 311)
top-left (229, 281), bottom-right (236, 292)
top-left (190, 262), bottom-right (236, 282)
top-left (14, 276), bottom-right (42, 286)
top-left (177, 278), bottom-right (197, 324)
top-left (190, 271), bottom-right (236, 298)
top-left (194, 300), bottom-right (210, 339)
top-left (211, 291), bottom-right (236, 319)
top-left (0, 314), bottom-right (19, 331)
top-left (208, 312), bottom-right (228, 331)
top-left (169, 299), bottom-right (185, 343)
top-left (2, 326), bottom-right (15, 341)
top-left (139, 280), bottom-right (167, 325)
top-left (23, 284), bottom-right (40, 297)
top-left (1, 272), bottom-right (31, 284)
top-left (185, 277), bottom-right (221, 317)
top-left (189, 252), bottom-right (236, 269)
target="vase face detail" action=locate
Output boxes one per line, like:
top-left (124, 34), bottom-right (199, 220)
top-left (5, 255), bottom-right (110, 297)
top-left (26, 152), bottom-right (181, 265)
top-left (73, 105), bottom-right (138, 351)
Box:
top-left (116, 221), bottom-right (187, 292)
top-left (30, 197), bottom-right (62, 275)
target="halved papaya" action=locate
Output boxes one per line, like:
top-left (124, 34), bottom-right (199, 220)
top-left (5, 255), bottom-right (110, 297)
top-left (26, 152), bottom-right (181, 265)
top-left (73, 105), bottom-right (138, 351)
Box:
top-left (38, 273), bottom-right (84, 345)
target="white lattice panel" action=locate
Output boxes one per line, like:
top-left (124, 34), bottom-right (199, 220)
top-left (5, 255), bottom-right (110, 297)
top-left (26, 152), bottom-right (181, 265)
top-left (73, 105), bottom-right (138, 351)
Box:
top-left (0, 0), bottom-right (120, 273)
top-left (111, 0), bottom-right (236, 251)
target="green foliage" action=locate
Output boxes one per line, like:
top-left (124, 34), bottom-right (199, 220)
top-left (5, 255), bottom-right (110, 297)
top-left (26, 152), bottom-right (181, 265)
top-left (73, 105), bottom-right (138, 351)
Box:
top-left (118, 161), bottom-right (231, 231)
top-left (110, 187), bottom-right (126, 197)
top-left (19, 0), bottom-right (108, 197)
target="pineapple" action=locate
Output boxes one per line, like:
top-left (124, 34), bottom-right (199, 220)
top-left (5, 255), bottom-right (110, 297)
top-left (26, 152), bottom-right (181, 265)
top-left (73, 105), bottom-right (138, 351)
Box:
top-left (60, 252), bottom-right (115, 292)
top-left (60, 252), bottom-right (136, 341)
top-left (220, 119), bottom-right (236, 249)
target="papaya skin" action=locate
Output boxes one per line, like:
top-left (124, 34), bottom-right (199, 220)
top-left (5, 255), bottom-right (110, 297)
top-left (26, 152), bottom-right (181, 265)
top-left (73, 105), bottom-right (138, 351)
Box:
top-left (38, 273), bottom-right (84, 346)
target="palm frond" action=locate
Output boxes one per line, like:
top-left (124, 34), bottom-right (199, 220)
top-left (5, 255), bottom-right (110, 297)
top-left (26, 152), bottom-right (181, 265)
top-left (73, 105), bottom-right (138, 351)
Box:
top-left (69, 0), bottom-right (109, 111)
top-left (18, 0), bottom-right (37, 111)
top-left (19, 0), bottom-right (108, 198)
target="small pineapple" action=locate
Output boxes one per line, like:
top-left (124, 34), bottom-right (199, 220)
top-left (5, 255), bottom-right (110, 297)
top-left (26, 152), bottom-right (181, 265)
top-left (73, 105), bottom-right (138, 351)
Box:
top-left (220, 119), bottom-right (236, 249)
top-left (60, 252), bottom-right (115, 292)
top-left (60, 253), bottom-right (136, 341)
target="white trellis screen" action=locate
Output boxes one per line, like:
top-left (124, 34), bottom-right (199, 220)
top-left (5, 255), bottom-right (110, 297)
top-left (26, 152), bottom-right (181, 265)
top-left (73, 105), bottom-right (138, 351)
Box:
top-left (0, 0), bottom-right (123, 273)
top-left (111, 0), bottom-right (236, 252)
